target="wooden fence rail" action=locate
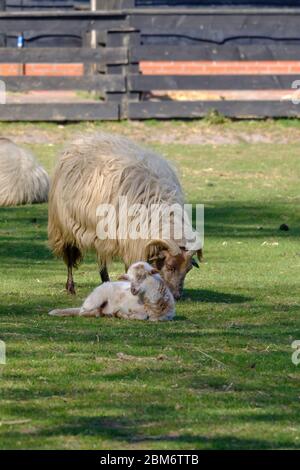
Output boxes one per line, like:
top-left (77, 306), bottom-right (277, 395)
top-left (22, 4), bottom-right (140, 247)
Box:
top-left (0, 47), bottom-right (128, 63)
top-left (0, 8), bottom-right (300, 120)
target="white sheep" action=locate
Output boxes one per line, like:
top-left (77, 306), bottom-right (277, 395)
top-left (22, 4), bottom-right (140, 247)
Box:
top-left (48, 132), bottom-right (201, 299)
top-left (48, 262), bottom-right (175, 321)
top-left (0, 137), bottom-right (49, 206)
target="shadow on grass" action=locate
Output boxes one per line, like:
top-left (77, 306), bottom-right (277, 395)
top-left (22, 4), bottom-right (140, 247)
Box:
top-left (1, 200), bottom-right (299, 266)
top-left (0, 204), bottom-right (48, 226)
top-left (2, 413), bottom-right (299, 449)
top-left (0, 204), bottom-right (50, 262)
top-left (182, 289), bottom-right (251, 303)
top-left (195, 202), bottom-right (300, 240)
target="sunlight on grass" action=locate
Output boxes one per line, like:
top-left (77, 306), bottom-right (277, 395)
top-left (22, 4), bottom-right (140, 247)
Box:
top-left (0, 124), bottom-right (300, 449)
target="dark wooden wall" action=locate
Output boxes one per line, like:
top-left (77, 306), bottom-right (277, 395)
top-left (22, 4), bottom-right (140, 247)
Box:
top-left (136, 1), bottom-right (300, 6)
top-left (0, 8), bottom-right (300, 120)
top-left (5, 0), bottom-right (90, 10)
top-left (5, 0), bottom-right (300, 10)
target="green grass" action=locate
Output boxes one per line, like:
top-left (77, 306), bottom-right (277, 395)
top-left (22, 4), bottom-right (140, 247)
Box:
top-left (1, 126), bottom-right (300, 449)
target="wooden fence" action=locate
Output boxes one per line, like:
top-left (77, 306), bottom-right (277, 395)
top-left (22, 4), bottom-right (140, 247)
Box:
top-left (1, 7), bottom-right (300, 120)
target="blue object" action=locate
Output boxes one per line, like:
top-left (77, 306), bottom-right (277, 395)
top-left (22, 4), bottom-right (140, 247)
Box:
top-left (17, 35), bottom-right (24, 48)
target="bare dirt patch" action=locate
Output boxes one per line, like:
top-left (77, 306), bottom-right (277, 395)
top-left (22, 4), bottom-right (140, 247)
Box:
top-left (1, 119), bottom-right (300, 146)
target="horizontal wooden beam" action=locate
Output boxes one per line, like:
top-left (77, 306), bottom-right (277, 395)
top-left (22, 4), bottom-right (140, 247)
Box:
top-left (1, 8), bottom-right (300, 16)
top-left (127, 7), bottom-right (300, 15)
top-left (0, 103), bottom-right (120, 121)
top-left (0, 47), bottom-right (128, 64)
top-left (2, 75), bottom-right (126, 92)
top-left (131, 44), bottom-right (300, 62)
top-left (129, 74), bottom-right (299, 91)
top-left (128, 100), bottom-right (300, 119)
top-left (130, 12), bottom-right (300, 42)
top-left (0, 12), bottom-right (128, 34)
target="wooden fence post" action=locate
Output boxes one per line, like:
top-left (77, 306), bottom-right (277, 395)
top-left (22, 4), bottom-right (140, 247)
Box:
top-left (104, 28), bottom-right (140, 119)
top-left (95, 0), bottom-right (138, 119)
top-left (0, 0), bottom-right (6, 46)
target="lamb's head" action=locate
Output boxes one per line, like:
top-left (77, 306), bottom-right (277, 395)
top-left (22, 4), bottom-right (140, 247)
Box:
top-left (119, 261), bottom-right (159, 296)
top-left (145, 240), bottom-right (202, 300)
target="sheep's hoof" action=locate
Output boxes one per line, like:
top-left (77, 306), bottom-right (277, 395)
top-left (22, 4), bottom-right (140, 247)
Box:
top-left (66, 281), bottom-right (76, 295)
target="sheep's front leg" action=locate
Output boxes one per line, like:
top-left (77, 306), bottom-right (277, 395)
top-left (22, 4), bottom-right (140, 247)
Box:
top-left (100, 265), bottom-right (110, 283)
top-left (114, 309), bottom-right (149, 321)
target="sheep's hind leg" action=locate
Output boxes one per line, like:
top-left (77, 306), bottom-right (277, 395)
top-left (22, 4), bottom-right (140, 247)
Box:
top-left (66, 264), bottom-right (76, 295)
top-left (64, 245), bottom-right (79, 295)
top-left (100, 265), bottom-right (110, 283)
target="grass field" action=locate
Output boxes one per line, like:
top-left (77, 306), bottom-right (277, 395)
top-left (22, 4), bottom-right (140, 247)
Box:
top-left (0, 121), bottom-right (300, 449)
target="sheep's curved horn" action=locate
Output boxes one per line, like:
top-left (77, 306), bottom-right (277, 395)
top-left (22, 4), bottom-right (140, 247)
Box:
top-left (145, 239), bottom-right (181, 258)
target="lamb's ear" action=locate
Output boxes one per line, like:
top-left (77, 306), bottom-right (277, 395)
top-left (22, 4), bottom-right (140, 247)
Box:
top-left (150, 268), bottom-right (159, 275)
top-left (118, 274), bottom-right (130, 281)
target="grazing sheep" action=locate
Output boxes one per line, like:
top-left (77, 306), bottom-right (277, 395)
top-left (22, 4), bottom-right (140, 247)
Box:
top-left (0, 137), bottom-right (49, 207)
top-left (49, 261), bottom-right (175, 321)
top-left (48, 132), bottom-right (202, 299)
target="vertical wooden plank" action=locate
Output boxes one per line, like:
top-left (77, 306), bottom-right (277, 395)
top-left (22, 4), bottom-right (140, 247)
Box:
top-left (125, 30), bottom-right (141, 115)
top-left (105, 29), bottom-right (140, 119)
top-left (105, 30), bottom-right (127, 118)
top-left (0, 0), bottom-right (5, 47)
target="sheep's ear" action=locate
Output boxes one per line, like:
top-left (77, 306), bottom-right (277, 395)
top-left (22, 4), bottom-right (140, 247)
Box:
top-left (150, 268), bottom-right (159, 275)
top-left (118, 274), bottom-right (130, 281)
top-left (148, 251), bottom-right (166, 262)
top-left (192, 258), bottom-right (199, 268)
top-left (197, 249), bottom-right (203, 262)
top-left (148, 256), bottom-right (159, 262)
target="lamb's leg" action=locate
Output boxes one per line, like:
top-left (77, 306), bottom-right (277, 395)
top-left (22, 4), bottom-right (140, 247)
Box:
top-left (79, 308), bottom-right (102, 317)
top-left (100, 265), bottom-right (110, 283)
top-left (114, 308), bottom-right (149, 321)
top-left (49, 308), bottom-right (81, 317)
top-left (49, 308), bottom-right (102, 318)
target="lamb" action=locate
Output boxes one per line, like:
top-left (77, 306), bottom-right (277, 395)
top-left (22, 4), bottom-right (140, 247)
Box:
top-left (0, 137), bottom-right (49, 206)
top-left (48, 262), bottom-right (175, 321)
top-left (48, 132), bottom-right (202, 300)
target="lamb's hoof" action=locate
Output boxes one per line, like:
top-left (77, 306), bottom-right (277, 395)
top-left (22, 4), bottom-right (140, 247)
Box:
top-left (66, 281), bottom-right (76, 295)
top-left (48, 309), bottom-right (58, 316)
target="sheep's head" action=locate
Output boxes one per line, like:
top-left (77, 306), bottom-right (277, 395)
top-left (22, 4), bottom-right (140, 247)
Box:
top-left (146, 240), bottom-right (202, 300)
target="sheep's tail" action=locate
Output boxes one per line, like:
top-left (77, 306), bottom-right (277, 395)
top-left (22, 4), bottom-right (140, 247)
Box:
top-left (48, 308), bottom-right (81, 317)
